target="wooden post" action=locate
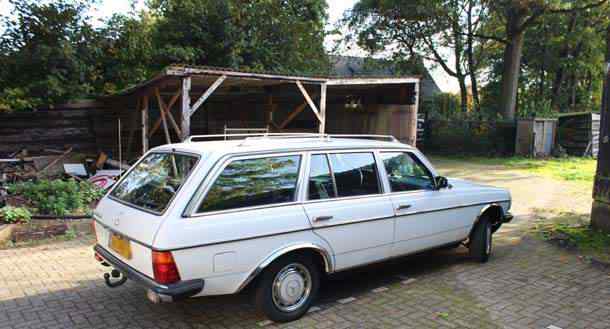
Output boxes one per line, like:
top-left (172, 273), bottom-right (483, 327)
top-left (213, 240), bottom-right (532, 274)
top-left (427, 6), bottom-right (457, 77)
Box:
top-left (181, 77), bottom-right (191, 141)
top-left (141, 95), bottom-right (149, 153)
top-left (399, 83), bottom-right (418, 146)
top-left (319, 83), bottom-right (327, 133)
top-left (591, 24), bottom-right (610, 233)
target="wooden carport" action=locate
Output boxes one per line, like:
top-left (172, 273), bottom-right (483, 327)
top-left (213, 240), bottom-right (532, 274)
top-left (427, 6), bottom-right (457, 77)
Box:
top-left (105, 65), bottom-right (420, 156)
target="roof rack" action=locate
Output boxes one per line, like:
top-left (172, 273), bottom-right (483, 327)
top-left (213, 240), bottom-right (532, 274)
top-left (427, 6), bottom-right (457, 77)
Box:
top-left (327, 134), bottom-right (398, 142)
top-left (186, 133), bottom-right (322, 142)
top-left (186, 133), bottom-right (399, 143)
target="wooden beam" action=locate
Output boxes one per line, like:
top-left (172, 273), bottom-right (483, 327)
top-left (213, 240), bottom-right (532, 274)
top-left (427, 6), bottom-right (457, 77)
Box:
top-left (319, 83), bottom-right (327, 133)
top-left (148, 89), bottom-right (181, 137)
top-left (155, 88), bottom-right (172, 145)
top-left (278, 95), bottom-right (319, 129)
top-left (325, 77), bottom-right (420, 85)
top-left (190, 75), bottom-right (226, 116)
top-left (296, 81), bottom-right (322, 122)
top-left (141, 95), bottom-right (149, 153)
top-left (181, 77), bottom-right (191, 141)
top-left (156, 91), bottom-right (182, 137)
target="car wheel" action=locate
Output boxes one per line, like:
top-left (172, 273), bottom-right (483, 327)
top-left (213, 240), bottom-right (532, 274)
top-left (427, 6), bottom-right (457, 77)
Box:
top-left (469, 217), bottom-right (492, 263)
top-left (254, 254), bottom-right (320, 323)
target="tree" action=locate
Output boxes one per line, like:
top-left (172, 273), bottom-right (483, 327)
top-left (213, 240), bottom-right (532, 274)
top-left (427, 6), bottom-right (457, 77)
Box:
top-left (490, 0), bottom-right (608, 119)
top-left (0, 0), bottom-right (100, 110)
top-left (148, 0), bottom-right (329, 74)
top-left (591, 24), bottom-right (610, 233)
top-left (344, 0), bottom-right (491, 113)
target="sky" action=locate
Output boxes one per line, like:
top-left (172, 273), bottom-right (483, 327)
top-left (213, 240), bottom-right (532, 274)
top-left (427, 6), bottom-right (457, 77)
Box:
top-left (0, 0), bottom-right (458, 93)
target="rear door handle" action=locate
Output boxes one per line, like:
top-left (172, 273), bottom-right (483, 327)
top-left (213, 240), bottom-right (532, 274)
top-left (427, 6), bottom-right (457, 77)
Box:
top-left (313, 215), bottom-right (333, 222)
top-left (397, 204), bottom-right (412, 211)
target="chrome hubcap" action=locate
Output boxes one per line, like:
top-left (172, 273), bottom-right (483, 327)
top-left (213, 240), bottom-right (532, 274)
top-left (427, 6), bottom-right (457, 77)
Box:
top-left (272, 263), bottom-right (311, 312)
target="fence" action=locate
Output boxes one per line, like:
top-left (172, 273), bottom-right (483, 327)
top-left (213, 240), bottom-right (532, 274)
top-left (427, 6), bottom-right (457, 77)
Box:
top-left (422, 120), bottom-right (517, 156)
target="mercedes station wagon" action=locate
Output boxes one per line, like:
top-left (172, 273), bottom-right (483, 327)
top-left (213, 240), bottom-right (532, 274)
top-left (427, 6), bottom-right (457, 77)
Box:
top-left (92, 134), bottom-right (513, 322)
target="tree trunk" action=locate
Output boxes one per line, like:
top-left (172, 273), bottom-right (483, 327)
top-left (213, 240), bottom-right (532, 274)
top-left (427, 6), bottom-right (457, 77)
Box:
top-left (591, 24), bottom-right (610, 233)
top-left (466, 0), bottom-right (480, 112)
top-left (458, 75), bottom-right (468, 113)
top-left (499, 9), bottom-right (526, 120)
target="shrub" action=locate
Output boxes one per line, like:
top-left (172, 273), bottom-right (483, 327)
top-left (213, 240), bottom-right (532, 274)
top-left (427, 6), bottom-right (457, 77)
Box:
top-left (7, 179), bottom-right (105, 216)
top-left (0, 206), bottom-right (32, 224)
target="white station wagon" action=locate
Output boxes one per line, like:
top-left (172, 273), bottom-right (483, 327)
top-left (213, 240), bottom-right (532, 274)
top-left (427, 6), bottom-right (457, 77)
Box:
top-left (93, 134), bottom-right (513, 322)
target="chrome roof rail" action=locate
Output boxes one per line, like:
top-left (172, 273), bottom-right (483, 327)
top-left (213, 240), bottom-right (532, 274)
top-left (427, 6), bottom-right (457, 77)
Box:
top-left (327, 134), bottom-right (398, 142)
top-left (186, 133), bottom-right (400, 143)
top-left (186, 133), bottom-right (325, 142)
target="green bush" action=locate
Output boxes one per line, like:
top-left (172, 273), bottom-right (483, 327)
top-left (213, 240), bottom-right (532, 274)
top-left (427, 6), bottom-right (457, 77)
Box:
top-left (7, 179), bottom-right (105, 216)
top-left (0, 206), bottom-right (32, 223)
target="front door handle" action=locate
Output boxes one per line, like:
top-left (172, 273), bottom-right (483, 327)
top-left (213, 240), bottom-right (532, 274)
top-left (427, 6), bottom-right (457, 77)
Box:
top-left (313, 215), bottom-right (333, 222)
top-left (397, 204), bottom-right (412, 211)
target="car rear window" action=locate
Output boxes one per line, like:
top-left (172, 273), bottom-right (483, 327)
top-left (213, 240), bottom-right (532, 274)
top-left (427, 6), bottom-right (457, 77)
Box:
top-left (110, 152), bottom-right (198, 213)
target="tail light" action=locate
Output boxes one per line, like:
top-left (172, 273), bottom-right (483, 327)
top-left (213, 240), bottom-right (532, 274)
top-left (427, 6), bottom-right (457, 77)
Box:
top-left (152, 251), bottom-right (181, 284)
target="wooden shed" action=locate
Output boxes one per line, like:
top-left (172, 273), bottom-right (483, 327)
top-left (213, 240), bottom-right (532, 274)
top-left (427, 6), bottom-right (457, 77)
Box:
top-left (556, 112), bottom-right (601, 157)
top-left (515, 118), bottom-right (557, 157)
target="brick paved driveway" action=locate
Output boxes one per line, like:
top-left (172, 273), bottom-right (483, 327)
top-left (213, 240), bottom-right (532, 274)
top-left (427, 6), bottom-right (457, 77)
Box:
top-left (1, 159), bottom-right (609, 329)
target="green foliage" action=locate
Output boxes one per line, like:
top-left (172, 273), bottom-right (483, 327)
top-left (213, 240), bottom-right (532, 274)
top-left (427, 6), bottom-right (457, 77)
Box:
top-left (479, 1), bottom-right (609, 117)
top-left (148, 0), bottom-right (329, 74)
top-left (450, 156), bottom-right (597, 184)
top-left (0, 0), bottom-right (100, 110)
top-left (0, 0), bottom-right (329, 111)
top-left (421, 93), bottom-right (462, 119)
top-left (7, 179), bottom-right (104, 216)
top-left (0, 206), bottom-right (32, 224)
top-left (534, 212), bottom-right (610, 263)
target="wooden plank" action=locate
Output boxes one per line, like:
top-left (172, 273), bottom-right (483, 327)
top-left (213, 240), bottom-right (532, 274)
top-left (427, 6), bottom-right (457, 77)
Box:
top-left (189, 75), bottom-right (226, 116)
top-left (166, 66), bottom-right (327, 84)
top-left (155, 88), bottom-right (172, 145)
top-left (296, 81), bottom-right (322, 122)
top-left (148, 90), bottom-right (181, 137)
top-left (278, 95), bottom-right (319, 129)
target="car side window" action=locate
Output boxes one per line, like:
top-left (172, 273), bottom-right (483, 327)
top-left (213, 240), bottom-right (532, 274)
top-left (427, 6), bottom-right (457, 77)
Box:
top-left (329, 153), bottom-right (380, 197)
top-left (198, 155), bottom-right (301, 213)
top-left (380, 152), bottom-right (435, 192)
top-left (308, 154), bottom-right (336, 200)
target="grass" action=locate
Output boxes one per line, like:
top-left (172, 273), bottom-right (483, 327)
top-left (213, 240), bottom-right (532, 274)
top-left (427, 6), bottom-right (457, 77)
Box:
top-left (443, 156), bottom-right (597, 184)
top-left (532, 211), bottom-right (610, 263)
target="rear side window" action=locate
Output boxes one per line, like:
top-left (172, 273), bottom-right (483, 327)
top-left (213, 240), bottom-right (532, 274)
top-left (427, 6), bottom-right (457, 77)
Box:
top-left (110, 152), bottom-right (198, 213)
top-left (329, 153), bottom-right (380, 197)
top-left (198, 155), bottom-right (301, 213)
top-left (308, 154), bottom-right (336, 200)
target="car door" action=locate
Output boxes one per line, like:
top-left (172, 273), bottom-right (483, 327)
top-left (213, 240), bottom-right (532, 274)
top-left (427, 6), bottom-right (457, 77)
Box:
top-left (302, 152), bottom-right (395, 271)
top-left (378, 151), bottom-right (472, 257)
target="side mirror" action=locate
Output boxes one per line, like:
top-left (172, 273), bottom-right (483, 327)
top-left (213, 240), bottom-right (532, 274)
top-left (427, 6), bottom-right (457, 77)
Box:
top-left (435, 176), bottom-right (449, 190)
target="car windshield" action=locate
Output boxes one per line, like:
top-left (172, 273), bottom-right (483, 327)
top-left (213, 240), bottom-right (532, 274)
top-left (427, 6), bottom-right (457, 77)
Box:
top-left (110, 152), bottom-right (198, 213)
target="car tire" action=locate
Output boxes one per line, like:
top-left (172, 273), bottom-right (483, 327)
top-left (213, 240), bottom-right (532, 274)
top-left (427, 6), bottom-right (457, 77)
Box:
top-left (254, 254), bottom-right (320, 323)
top-left (469, 217), bottom-right (492, 263)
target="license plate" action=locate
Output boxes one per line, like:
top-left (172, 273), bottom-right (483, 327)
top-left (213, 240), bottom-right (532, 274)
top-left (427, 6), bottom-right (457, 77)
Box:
top-left (109, 232), bottom-right (132, 260)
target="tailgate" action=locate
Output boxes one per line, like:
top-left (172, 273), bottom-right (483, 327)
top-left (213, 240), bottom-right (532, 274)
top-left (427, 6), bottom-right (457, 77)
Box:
top-left (93, 197), bottom-right (161, 277)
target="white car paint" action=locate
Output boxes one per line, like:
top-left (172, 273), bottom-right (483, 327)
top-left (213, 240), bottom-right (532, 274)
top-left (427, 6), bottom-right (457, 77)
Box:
top-left (93, 136), bottom-right (512, 297)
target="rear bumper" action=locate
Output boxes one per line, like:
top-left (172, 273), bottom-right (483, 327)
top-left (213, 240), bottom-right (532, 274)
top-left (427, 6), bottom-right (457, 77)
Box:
top-left (501, 212), bottom-right (514, 223)
top-left (94, 244), bottom-right (204, 301)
